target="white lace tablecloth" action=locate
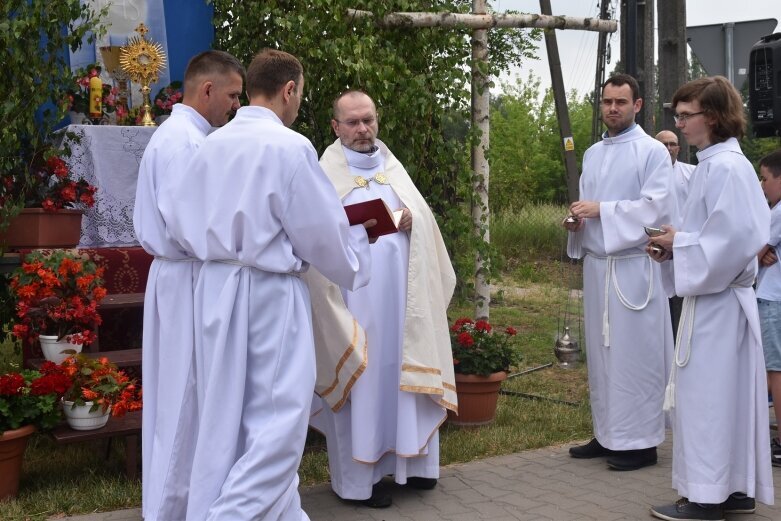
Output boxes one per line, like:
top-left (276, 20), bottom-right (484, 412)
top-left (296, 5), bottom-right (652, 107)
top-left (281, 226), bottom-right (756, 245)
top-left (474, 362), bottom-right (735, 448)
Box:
top-left (54, 125), bottom-right (157, 248)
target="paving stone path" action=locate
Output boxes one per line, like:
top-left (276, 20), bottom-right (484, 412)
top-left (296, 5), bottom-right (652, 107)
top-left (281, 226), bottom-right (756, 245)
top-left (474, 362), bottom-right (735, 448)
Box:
top-left (61, 438), bottom-right (781, 521)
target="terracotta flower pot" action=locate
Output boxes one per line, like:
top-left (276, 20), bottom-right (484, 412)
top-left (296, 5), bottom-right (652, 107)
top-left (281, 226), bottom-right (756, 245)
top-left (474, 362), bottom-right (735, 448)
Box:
top-left (0, 424), bottom-right (36, 500)
top-left (447, 371), bottom-right (507, 426)
top-left (0, 208), bottom-right (83, 249)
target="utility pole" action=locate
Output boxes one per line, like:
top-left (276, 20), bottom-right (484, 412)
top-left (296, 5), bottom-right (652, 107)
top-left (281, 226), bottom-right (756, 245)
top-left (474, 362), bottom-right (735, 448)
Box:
top-left (638, 0), bottom-right (655, 132)
top-left (657, 0), bottom-right (688, 160)
top-left (624, 0), bottom-right (638, 77)
top-left (540, 0), bottom-right (579, 204)
top-left (591, 0), bottom-right (611, 144)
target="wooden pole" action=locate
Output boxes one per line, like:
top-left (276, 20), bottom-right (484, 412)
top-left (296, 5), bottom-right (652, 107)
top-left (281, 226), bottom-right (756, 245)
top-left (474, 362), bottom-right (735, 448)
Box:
top-left (472, 0), bottom-right (490, 319)
top-left (658, 0), bottom-right (689, 160)
top-left (591, 1), bottom-right (611, 144)
top-left (637, 0), bottom-right (656, 132)
top-left (347, 9), bottom-right (617, 32)
top-left (539, 0), bottom-right (579, 204)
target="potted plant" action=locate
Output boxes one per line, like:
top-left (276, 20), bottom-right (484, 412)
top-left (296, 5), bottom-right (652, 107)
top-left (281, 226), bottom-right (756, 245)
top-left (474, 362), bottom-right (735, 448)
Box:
top-left (0, 362), bottom-right (71, 499)
top-left (9, 250), bottom-right (107, 363)
top-left (0, 145), bottom-right (97, 249)
top-left (59, 354), bottom-right (141, 430)
top-left (447, 317), bottom-right (521, 426)
top-left (151, 81), bottom-right (183, 124)
top-left (0, 0), bottom-right (104, 249)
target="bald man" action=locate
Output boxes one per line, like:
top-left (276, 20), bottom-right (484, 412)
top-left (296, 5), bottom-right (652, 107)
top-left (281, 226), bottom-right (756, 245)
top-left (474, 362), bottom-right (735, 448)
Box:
top-left (655, 130), bottom-right (693, 339)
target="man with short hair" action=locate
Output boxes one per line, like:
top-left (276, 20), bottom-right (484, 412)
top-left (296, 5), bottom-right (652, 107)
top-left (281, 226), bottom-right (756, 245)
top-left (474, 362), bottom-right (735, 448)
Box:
top-left (310, 90), bottom-right (457, 508)
top-left (133, 49), bottom-right (245, 521)
top-left (655, 130), bottom-right (694, 338)
top-left (563, 74), bottom-right (675, 471)
top-left (655, 130), bottom-right (695, 220)
top-left (158, 49), bottom-right (374, 521)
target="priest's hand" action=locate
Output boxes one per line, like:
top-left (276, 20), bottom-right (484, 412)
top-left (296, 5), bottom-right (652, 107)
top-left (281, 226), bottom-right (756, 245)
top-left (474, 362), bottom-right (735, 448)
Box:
top-left (569, 200), bottom-right (600, 219)
top-left (397, 208), bottom-right (412, 232)
top-left (362, 219), bottom-right (379, 244)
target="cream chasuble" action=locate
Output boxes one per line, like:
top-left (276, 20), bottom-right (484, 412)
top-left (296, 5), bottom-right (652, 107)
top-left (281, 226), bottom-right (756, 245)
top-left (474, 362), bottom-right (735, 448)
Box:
top-left (308, 139), bottom-right (456, 500)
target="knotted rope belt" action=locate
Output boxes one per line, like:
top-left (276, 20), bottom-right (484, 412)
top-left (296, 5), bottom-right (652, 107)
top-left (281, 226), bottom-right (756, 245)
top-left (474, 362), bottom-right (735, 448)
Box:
top-left (587, 252), bottom-right (654, 347)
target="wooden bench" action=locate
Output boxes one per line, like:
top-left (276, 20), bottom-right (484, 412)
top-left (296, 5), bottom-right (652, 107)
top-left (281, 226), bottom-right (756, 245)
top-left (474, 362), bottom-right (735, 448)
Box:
top-left (27, 348), bottom-right (142, 370)
top-left (51, 410), bottom-right (141, 479)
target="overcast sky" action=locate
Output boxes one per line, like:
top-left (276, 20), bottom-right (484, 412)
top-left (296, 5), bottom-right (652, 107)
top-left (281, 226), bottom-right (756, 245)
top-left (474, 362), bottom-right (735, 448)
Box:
top-left (493, 0), bottom-right (781, 95)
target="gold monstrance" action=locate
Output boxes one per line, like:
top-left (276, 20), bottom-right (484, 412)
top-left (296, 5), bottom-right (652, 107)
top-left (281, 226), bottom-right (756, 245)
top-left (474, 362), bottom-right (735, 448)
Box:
top-left (119, 23), bottom-right (166, 127)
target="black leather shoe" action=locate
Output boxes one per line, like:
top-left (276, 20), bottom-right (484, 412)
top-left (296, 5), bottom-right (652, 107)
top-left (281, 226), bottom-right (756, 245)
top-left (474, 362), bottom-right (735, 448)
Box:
top-left (343, 484), bottom-right (392, 508)
top-left (650, 497), bottom-right (725, 521)
top-left (406, 477), bottom-right (437, 490)
top-left (607, 447), bottom-right (657, 470)
top-left (722, 492), bottom-right (755, 514)
top-left (568, 438), bottom-right (613, 459)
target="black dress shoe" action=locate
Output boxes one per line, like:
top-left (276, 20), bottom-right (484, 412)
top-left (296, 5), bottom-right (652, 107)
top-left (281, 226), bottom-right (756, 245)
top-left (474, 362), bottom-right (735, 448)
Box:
top-left (650, 497), bottom-right (724, 520)
top-left (406, 477), bottom-right (437, 490)
top-left (569, 438), bottom-right (614, 459)
top-left (343, 483), bottom-right (392, 508)
top-left (606, 447), bottom-right (657, 470)
top-left (722, 492), bottom-right (755, 514)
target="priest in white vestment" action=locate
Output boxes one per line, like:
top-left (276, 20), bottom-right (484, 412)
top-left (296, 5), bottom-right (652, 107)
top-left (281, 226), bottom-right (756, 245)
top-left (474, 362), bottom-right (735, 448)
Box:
top-left (649, 76), bottom-right (773, 521)
top-left (133, 50), bottom-right (245, 521)
top-left (308, 90), bottom-right (457, 508)
top-left (157, 50), bottom-right (373, 521)
top-left (564, 74), bottom-right (675, 472)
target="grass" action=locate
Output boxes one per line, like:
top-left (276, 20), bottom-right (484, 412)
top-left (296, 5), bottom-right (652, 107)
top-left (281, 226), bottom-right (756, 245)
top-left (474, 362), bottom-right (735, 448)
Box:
top-left (0, 205), bottom-right (593, 519)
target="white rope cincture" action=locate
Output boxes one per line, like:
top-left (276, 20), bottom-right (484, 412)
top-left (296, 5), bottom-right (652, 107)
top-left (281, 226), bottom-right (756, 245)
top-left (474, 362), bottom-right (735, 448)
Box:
top-left (601, 253), bottom-right (654, 346)
top-left (663, 295), bottom-right (696, 412)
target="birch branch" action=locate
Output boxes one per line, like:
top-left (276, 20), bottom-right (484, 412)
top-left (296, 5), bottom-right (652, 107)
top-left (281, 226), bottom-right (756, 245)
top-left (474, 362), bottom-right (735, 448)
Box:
top-left (346, 9), bottom-right (617, 33)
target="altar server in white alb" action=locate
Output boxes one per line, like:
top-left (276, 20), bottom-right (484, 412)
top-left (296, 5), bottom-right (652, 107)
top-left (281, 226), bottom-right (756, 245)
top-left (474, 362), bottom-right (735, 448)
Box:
top-left (132, 50), bottom-right (244, 521)
top-left (309, 90), bottom-right (457, 508)
top-left (648, 76), bottom-right (774, 521)
top-left (563, 73), bottom-right (675, 472)
top-left (158, 49), bottom-right (374, 521)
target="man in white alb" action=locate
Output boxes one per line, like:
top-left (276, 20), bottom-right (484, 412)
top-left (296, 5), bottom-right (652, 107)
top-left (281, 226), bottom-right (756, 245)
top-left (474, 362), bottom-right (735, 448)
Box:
top-left (133, 50), bottom-right (244, 521)
top-left (158, 49), bottom-right (374, 521)
top-left (310, 90), bottom-right (457, 508)
top-left (563, 74), bottom-right (675, 471)
top-left (655, 130), bottom-right (694, 338)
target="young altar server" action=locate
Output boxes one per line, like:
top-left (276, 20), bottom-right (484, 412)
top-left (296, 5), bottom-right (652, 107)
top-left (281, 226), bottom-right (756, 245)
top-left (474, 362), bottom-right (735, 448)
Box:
top-left (157, 49), bottom-right (374, 521)
top-left (563, 73), bottom-right (676, 472)
top-left (133, 50), bottom-right (244, 521)
top-left (648, 76), bottom-right (774, 521)
top-left (757, 149), bottom-right (781, 468)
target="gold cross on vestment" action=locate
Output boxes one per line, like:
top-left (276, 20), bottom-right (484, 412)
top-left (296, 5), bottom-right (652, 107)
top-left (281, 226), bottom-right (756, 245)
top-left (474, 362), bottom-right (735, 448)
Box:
top-left (354, 173), bottom-right (388, 189)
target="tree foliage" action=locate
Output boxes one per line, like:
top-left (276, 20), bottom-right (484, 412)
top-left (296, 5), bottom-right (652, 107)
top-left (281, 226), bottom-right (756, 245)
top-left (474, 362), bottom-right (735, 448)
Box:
top-left (210, 0), bottom-right (540, 288)
top-left (0, 0), bottom-right (104, 225)
top-left (489, 74), bottom-right (593, 213)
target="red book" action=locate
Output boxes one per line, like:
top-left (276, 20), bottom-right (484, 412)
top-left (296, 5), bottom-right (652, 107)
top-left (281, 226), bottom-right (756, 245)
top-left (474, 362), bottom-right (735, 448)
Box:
top-left (344, 198), bottom-right (404, 239)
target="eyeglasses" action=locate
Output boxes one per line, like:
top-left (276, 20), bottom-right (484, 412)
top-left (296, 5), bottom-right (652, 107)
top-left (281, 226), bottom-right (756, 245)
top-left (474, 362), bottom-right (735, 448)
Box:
top-left (673, 111), bottom-right (704, 124)
top-left (661, 141), bottom-right (679, 148)
top-left (335, 117), bottom-right (376, 128)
